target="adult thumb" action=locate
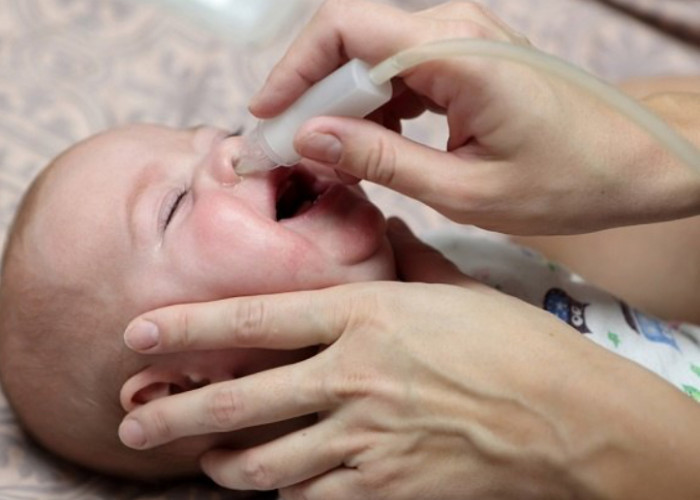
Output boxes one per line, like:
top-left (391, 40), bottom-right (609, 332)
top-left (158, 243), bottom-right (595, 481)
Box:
top-left (295, 116), bottom-right (468, 206)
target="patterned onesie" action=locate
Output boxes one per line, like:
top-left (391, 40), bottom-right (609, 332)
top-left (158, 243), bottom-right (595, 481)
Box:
top-left (429, 230), bottom-right (700, 402)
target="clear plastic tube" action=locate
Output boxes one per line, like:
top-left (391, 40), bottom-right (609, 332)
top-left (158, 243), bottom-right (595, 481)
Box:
top-left (369, 38), bottom-right (700, 175)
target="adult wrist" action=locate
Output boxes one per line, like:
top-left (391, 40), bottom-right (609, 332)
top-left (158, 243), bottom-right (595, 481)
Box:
top-left (632, 92), bottom-right (700, 219)
top-left (555, 348), bottom-right (700, 499)
top-left (578, 89), bottom-right (700, 229)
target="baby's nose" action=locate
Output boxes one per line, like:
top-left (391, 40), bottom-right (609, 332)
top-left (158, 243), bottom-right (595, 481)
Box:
top-left (204, 135), bottom-right (243, 186)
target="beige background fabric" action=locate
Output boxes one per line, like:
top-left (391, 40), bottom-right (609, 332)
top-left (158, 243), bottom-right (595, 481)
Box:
top-left (0, 0), bottom-right (698, 498)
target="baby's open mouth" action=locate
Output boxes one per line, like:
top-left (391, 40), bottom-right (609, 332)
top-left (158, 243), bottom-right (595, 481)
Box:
top-left (275, 168), bottom-right (329, 221)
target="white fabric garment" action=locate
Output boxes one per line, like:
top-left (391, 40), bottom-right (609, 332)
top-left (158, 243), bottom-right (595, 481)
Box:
top-left (428, 230), bottom-right (700, 402)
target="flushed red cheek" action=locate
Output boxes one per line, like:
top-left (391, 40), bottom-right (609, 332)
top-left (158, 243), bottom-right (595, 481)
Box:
top-left (186, 203), bottom-right (314, 294)
top-left (191, 206), bottom-right (257, 258)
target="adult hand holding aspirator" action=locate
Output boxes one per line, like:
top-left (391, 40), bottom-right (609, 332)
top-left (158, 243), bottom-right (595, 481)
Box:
top-left (243, 0), bottom-right (700, 235)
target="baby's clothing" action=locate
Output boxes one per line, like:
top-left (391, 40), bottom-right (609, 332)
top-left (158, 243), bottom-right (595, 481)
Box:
top-left (429, 230), bottom-right (700, 402)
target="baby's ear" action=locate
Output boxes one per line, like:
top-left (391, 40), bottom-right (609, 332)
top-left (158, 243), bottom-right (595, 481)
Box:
top-left (120, 366), bottom-right (211, 412)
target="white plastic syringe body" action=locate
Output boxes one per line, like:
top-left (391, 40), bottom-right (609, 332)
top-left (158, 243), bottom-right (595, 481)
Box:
top-left (235, 59), bottom-right (393, 175)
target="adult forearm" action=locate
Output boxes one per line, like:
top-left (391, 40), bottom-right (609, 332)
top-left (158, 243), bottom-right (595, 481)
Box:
top-left (560, 349), bottom-right (700, 499)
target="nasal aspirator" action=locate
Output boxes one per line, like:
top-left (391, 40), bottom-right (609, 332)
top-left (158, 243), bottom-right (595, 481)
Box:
top-left (234, 59), bottom-right (393, 175)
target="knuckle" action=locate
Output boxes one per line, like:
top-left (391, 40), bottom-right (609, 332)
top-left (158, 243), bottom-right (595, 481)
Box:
top-left (465, 21), bottom-right (490, 39)
top-left (318, 0), bottom-right (348, 21)
top-left (358, 135), bottom-right (398, 187)
top-left (358, 462), bottom-right (402, 498)
top-left (171, 307), bottom-right (192, 350)
top-left (324, 364), bottom-right (381, 403)
top-left (289, 63), bottom-right (318, 93)
top-left (239, 452), bottom-right (277, 490)
top-left (328, 286), bottom-right (366, 333)
top-left (431, 1), bottom-right (478, 18)
top-left (205, 385), bottom-right (241, 431)
top-left (230, 300), bottom-right (267, 346)
top-left (431, 2), bottom-right (499, 39)
top-left (147, 407), bottom-right (174, 443)
top-left (465, 1), bottom-right (490, 16)
top-left (452, 1), bottom-right (490, 18)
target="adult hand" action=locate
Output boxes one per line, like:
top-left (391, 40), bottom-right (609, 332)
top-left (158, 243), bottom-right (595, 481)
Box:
top-left (119, 221), bottom-right (700, 499)
top-left (249, 0), bottom-right (700, 234)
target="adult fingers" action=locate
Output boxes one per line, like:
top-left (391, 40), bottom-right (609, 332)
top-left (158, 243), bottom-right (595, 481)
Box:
top-left (201, 419), bottom-right (346, 491)
top-left (249, 0), bottom-right (501, 119)
top-left (119, 360), bottom-right (328, 449)
top-left (123, 286), bottom-right (362, 354)
top-left (294, 116), bottom-right (485, 217)
top-left (249, 0), bottom-right (421, 118)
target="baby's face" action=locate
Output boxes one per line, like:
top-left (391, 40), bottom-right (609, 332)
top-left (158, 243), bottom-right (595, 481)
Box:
top-left (38, 124), bottom-right (394, 307)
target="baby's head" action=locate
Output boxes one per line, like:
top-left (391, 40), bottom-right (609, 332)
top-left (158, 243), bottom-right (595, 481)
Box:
top-left (0, 124), bottom-right (395, 481)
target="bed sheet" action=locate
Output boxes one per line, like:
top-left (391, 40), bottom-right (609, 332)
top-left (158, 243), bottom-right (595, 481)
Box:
top-left (0, 0), bottom-right (698, 498)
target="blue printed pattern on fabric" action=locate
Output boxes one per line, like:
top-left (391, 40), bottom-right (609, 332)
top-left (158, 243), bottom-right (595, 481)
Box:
top-left (621, 302), bottom-right (680, 351)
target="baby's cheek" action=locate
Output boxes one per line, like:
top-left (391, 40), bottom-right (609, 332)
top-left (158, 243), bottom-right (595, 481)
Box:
top-left (187, 199), bottom-right (257, 266)
top-left (187, 198), bottom-right (303, 292)
top-left (190, 202), bottom-right (227, 249)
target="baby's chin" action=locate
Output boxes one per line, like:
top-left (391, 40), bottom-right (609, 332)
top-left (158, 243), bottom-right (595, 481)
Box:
top-left (340, 234), bottom-right (396, 282)
top-left (300, 229), bottom-right (396, 290)
top-left (306, 189), bottom-right (394, 271)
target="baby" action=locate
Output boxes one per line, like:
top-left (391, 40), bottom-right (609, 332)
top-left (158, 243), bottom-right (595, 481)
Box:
top-left (2, 122), bottom-right (700, 488)
top-left (0, 124), bottom-right (397, 481)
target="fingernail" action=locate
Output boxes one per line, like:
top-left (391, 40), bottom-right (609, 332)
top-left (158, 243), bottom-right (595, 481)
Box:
top-left (119, 419), bottom-right (147, 449)
top-left (124, 320), bottom-right (159, 351)
top-left (248, 91), bottom-right (263, 111)
top-left (248, 81), bottom-right (272, 111)
top-left (299, 132), bottom-right (342, 164)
